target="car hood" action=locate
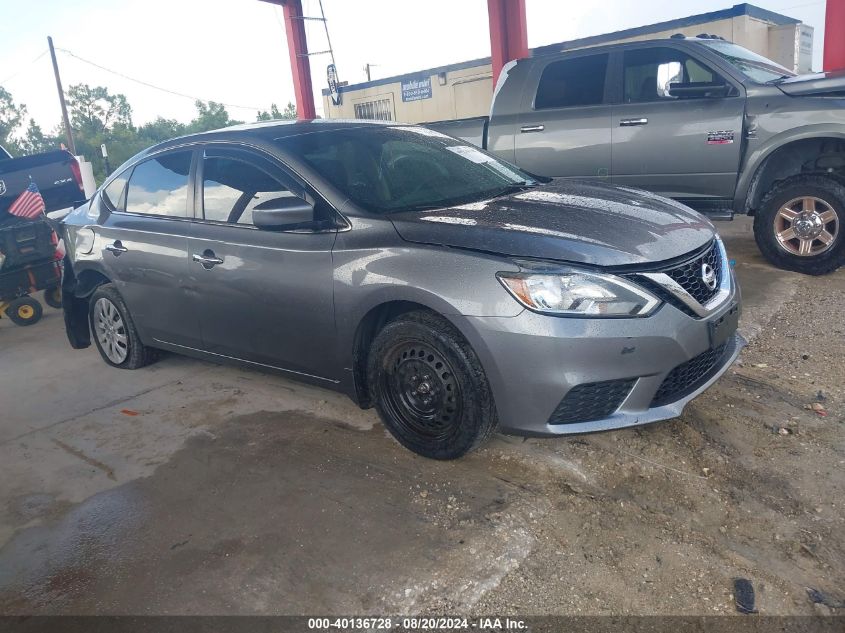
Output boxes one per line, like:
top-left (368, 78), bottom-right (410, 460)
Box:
top-left (388, 180), bottom-right (715, 267)
top-left (776, 69), bottom-right (845, 96)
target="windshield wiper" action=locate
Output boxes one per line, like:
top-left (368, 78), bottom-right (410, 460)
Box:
top-left (490, 181), bottom-right (538, 198)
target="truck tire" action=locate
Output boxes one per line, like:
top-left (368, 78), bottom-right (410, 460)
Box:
top-left (89, 283), bottom-right (157, 369)
top-left (754, 175), bottom-right (845, 275)
top-left (367, 310), bottom-right (498, 460)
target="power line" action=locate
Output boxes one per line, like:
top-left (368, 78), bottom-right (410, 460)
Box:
top-left (0, 50), bottom-right (48, 86)
top-left (55, 48), bottom-right (263, 111)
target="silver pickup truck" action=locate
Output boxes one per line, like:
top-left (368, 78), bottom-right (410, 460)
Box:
top-left (428, 36), bottom-right (845, 275)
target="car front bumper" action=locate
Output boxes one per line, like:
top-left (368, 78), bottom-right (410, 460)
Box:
top-left (462, 285), bottom-right (744, 437)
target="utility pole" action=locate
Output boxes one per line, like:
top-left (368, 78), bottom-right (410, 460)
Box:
top-left (47, 36), bottom-right (75, 155)
top-left (364, 63), bottom-right (378, 81)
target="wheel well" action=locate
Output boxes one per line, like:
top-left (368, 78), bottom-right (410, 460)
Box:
top-left (747, 137), bottom-right (845, 214)
top-left (74, 270), bottom-right (111, 298)
top-left (352, 301), bottom-right (439, 408)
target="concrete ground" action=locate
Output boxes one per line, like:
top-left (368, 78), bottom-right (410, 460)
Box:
top-left (0, 217), bottom-right (842, 615)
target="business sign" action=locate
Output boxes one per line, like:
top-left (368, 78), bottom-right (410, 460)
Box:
top-left (327, 63), bottom-right (341, 105)
top-left (401, 76), bottom-right (432, 102)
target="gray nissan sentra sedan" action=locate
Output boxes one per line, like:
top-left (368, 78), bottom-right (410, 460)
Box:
top-left (61, 120), bottom-right (743, 459)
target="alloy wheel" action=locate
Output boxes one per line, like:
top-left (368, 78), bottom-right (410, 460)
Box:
top-left (773, 196), bottom-right (839, 257)
top-left (94, 297), bottom-right (129, 364)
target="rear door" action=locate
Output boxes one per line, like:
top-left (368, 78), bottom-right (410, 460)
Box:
top-left (186, 146), bottom-right (338, 381)
top-left (611, 45), bottom-right (745, 201)
top-left (95, 150), bottom-right (200, 347)
top-left (514, 52), bottom-right (612, 180)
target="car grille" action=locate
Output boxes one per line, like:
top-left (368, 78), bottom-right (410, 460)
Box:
top-left (629, 240), bottom-right (724, 318)
top-left (664, 240), bottom-right (722, 305)
top-left (548, 378), bottom-right (636, 425)
top-left (651, 339), bottom-right (733, 407)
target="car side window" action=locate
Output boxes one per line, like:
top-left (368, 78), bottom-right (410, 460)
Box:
top-left (201, 155), bottom-right (297, 225)
top-left (102, 169), bottom-right (130, 212)
top-left (535, 54), bottom-right (609, 109)
top-left (124, 152), bottom-right (192, 217)
top-left (623, 48), bottom-right (719, 103)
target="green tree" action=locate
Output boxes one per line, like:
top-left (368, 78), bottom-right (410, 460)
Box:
top-left (67, 84), bottom-right (132, 136)
top-left (256, 102), bottom-right (297, 121)
top-left (0, 86), bottom-right (27, 155)
top-left (17, 119), bottom-right (61, 155)
top-left (65, 84), bottom-right (135, 181)
top-left (188, 100), bottom-right (242, 133)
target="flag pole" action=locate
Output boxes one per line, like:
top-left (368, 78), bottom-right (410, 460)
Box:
top-left (48, 36), bottom-right (76, 155)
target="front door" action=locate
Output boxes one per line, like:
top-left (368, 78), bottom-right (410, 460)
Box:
top-left (611, 46), bottom-right (745, 201)
top-left (96, 150), bottom-right (201, 347)
top-left (185, 147), bottom-right (339, 382)
top-left (514, 52), bottom-right (612, 181)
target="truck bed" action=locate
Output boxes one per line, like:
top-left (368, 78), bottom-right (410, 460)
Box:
top-left (425, 116), bottom-right (489, 149)
top-left (0, 150), bottom-right (86, 225)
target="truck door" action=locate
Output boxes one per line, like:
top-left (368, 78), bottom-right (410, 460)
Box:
top-left (514, 52), bottom-right (612, 181)
top-left (611, 45), bottom-right (744, 205)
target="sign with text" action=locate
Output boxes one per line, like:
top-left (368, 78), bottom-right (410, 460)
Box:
top-left (401, 76), bottom-right (432, 102)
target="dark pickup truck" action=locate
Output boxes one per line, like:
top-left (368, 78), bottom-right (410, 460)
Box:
top-left (429, 37), bottom-right (845, 275)
top-left (1, 145), bottom-right (86, 223)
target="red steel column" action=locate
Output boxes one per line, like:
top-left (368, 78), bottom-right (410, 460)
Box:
top-left (281, 0), bottom-right (316, 119)
top-left (824, 0), bottom-right (845, 71)
top-left (487, 0), bottom-right (529, 87)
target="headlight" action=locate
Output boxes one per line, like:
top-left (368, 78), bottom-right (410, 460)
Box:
top-left (497, 270), bottom-right (660, 317)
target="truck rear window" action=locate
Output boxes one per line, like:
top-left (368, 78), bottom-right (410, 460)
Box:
top-left (535, 54), bottom-right (609, 109)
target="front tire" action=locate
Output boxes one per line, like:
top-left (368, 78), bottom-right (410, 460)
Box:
top-left (367, 310), bottom-right (497, 459)
top-left (6, 296), bottom-right (43, 326)
top-left (89, 284), bottom-right (156, 369)
top-left (754, 175), bottom-right (845, 275)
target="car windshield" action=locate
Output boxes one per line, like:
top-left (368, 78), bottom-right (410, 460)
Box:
top-left (277, 126), bottom-right (536, 213)
top-left (699, 40), bottom-right (796, 83)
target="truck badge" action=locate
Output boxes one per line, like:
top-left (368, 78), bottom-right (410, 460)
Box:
top-left (706, 131), bottom-right (734, 145)
top-left (0, 180), bottom-right (6, 195)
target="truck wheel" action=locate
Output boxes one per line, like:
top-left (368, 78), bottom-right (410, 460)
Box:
top-left (89, 283), bottom-right (156, 369)
top-left (754, 175), bottom-right (845, 275)
top-left (43, 287), bottom-right (62, 309)
top-left (367, 310), bottom-right (498, 460)
top-left (6, 296), bottom-right (43, 327)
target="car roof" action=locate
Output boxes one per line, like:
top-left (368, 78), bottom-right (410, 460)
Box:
top-left (140, 118), bottom-right (395, 157)
top-left (530, 36), bottom-right (715, 59)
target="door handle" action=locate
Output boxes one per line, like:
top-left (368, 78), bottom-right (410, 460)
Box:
top-left (520, 125), bottom-right (545, 133)
top-left (105, 241), bottom-right (128, 256)
top-left (619, 118), bottom-right (648, 127)
top-left (192, 251), bottom-right (224, 269)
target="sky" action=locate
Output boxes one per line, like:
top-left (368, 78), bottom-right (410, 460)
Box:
top-left (0, 0), bottom-right (828, 135)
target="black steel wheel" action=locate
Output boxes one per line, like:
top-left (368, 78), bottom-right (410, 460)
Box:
top-left (380, 341), bottom-right (463, 443)
top-left (368, 310), bottom-right (497, 459)
top-left (43, 286), bottom-right (62, 309)
top-left (6, 296), bottom-right (43, 327)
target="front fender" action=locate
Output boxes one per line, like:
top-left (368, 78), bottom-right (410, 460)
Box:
top-left (61, 255), bottom-right (91, 349)
top-left (736, 124), bottom-right (845, 212)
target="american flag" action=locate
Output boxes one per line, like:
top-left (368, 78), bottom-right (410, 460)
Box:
top-left (8, 180), bottom-right (46, 219)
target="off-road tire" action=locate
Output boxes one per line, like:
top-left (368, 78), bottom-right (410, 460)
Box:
top-left (89, 283), bottom-right (157, 369)
top-left (367, 310), bottom-right (498, 460)
top-left (754, 175), bottom-right (845, 275)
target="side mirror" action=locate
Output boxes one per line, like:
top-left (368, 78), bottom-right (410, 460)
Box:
top-left (252, 196), bottom-right (315, 230)
top-left (668, 80), bottom-right (731, 98)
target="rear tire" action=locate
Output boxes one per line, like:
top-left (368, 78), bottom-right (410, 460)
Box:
top-left (89, 283), bottom-right (156, 369)
top-left (367, 310), bottom-right (497, 460)
top-left (754, 175), bottom-right (845, 275)
top-left (6, 296), bottom-right (43, 327)
top-left (43, 287), bottom-right (62, 309)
